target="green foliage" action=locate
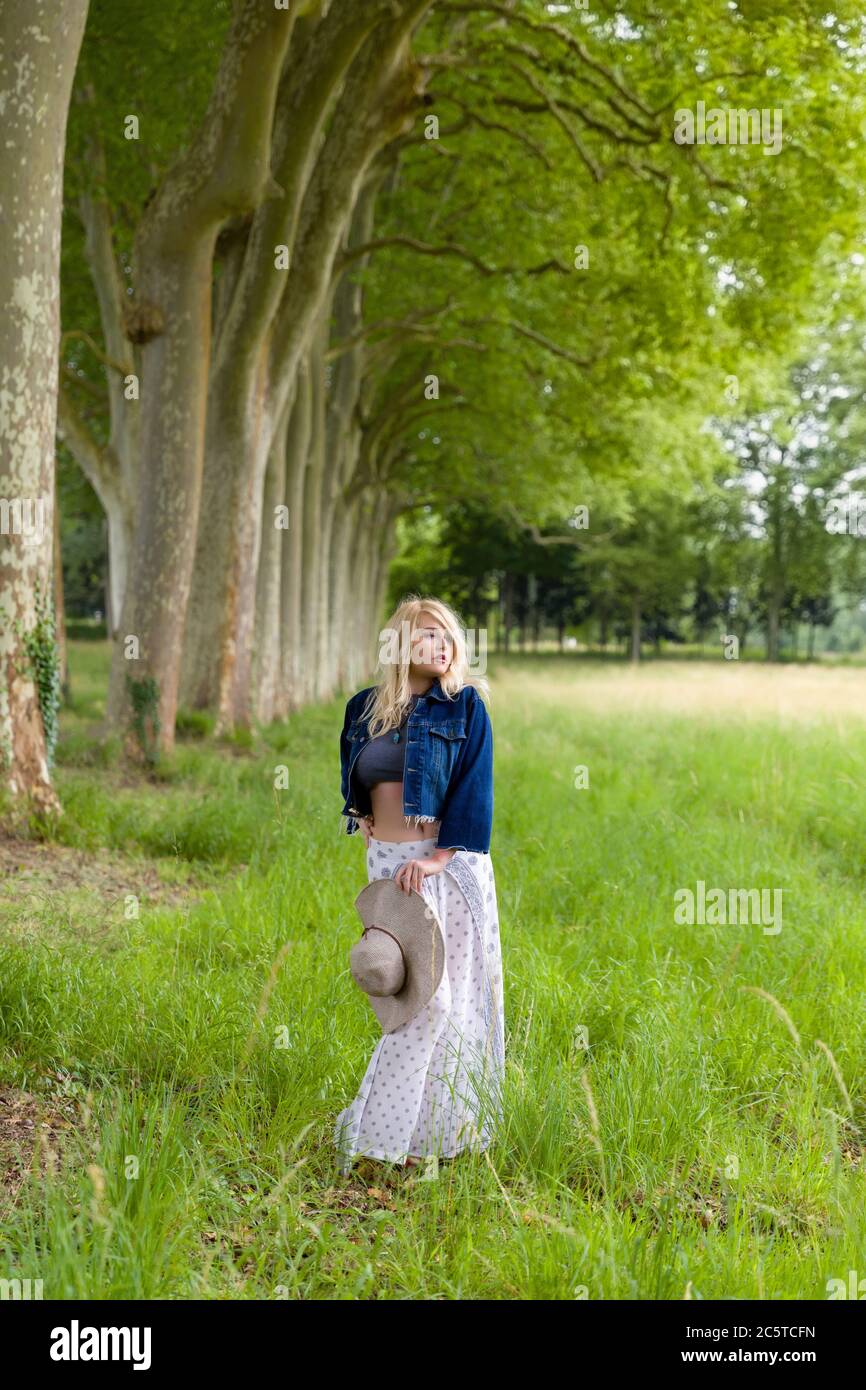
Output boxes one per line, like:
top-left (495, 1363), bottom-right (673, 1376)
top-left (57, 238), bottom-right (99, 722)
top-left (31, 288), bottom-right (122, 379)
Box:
top-left (57, 0), bottom-right (866, 677)
top-left (358, 0), bottom-right (866, 536)
top-left (55, 730), bottom-right (122, 770)
top-left (219, 724), bottom-right (255, 753)
top-left (20, 582), bottom-right (62, 771)
top-left (65, 618), bottom-right (108, 641)
top-left (175, 708), bottom-right (214, 741)
top-left (125, 674), bottom-right (161, 767)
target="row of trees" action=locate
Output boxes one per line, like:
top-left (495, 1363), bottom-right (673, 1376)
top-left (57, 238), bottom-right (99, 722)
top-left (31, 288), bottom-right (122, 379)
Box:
top-left (410, 340), bottom-right (866, 659)
top-left (3, 0), bottom-right (866, 809)
top-left (394, 478), bottom-right (866, 662)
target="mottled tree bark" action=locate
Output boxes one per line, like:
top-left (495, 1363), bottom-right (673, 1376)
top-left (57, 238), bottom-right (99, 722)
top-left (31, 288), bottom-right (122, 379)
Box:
top-left (346, 486), bottom-right (398, 689)
top-left (180, 1), bottom-right (394, 725)
top-left (298, 316), bottom-right (329, 706)
top-left (323, 177), bottom-right (380, 697)
top-left (278, 356), bottom-right (313, 718)
top-left (105, 0), bottom-right (294, 755)
top-left (183, 0), bottom-right (430, 730)
top-left (330, 491), bottom-right (363, 693)
top-left (252, 389), bottom-right (292, 724)
top-left (0, 0), bottom-right (89, 810)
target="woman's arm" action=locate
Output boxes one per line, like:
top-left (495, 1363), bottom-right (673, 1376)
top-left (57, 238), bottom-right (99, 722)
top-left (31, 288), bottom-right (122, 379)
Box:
top-left (428, 846), bottom-right (457, 867)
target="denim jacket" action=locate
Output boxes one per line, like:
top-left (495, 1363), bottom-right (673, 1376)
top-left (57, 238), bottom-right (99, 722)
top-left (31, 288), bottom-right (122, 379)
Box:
top-left (339, 677), bottom-right (494, 853)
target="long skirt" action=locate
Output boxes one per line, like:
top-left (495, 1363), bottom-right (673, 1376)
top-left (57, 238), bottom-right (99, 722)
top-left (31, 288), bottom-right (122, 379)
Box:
top-left (334, 834), bottom-right (506, 1173)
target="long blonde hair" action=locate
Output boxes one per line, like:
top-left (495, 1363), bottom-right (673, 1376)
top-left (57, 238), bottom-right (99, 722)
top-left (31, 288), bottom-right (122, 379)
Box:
top-left (361, 594), bottom-right (490, 738)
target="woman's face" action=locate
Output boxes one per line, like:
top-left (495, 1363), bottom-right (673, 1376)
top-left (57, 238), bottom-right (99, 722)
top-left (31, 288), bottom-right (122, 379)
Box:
top-left (409, 613), bottom-right (453, 677)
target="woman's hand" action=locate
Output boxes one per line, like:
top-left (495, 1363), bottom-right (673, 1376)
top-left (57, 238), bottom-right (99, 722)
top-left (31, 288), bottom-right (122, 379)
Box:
top-left (357, 815), bottom-right (374, 848)
top-left (393, 857), bottom-right (446, 895)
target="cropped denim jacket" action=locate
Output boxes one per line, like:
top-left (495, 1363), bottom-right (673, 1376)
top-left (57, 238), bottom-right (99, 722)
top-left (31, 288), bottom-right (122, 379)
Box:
top-left (339, 677), bottom-right (494, 853)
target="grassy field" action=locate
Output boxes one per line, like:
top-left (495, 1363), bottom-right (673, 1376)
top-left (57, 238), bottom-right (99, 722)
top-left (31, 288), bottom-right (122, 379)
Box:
top-left (1, 645), bottom-right (865, 1299)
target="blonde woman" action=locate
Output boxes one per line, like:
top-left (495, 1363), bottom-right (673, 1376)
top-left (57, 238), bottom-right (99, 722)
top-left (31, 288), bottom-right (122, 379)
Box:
top-left (334, 596), bottom-right (505, 1173)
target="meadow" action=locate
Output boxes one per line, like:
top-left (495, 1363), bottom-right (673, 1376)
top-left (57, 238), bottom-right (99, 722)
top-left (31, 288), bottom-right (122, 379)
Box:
top-left (1, 646), bottom-right (865, 1299)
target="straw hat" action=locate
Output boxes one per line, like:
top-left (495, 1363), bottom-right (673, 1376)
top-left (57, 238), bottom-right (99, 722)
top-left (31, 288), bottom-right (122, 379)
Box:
top-left (350, 877), bottom-right (445, 1033)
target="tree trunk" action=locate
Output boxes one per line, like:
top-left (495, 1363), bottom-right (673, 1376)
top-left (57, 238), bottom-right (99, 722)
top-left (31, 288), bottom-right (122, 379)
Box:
top-left (630, 596), bottom-right (641, 664)
top-left (330, 490), bottom-right (361, 692)
top-left (363, 489), bottom-right (399, 668)
top-left (736, 620), bottom-right (749, 657)
top-left (105, 0), bottom-right (294, 757)
top-left (252, 391), bottom-right (292, 725)
top-left (766, 591), bottom-right (781, 663)
top-left (181, 2), bottom-right (425, 728)
top-left (325, 175), bottom-right (388, 698)
top-left (0, 0), bottom-right (88, 811)
top-left (299, 319), bottom-right (328, 706)
top-left (352, 491), bottom-right (382, 682)
top-left (765, 474), bottom-right (784, 664)
top-left (278, 356), bottom-right (313, 716)
top-left (371, 495), bottom-right (402, 646)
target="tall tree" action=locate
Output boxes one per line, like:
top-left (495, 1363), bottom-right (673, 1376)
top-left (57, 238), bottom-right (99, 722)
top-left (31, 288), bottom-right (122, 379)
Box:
top-left (0, 0), bottom-right (89, 810)
top-left (56, 0), bottom-right (866, 741)
top-left (103, 0), bottom-right (295, 755)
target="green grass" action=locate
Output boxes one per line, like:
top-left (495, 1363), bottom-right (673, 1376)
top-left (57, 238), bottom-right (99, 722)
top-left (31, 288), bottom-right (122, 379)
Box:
top-left (1, 644), bottom-right (866, 1298)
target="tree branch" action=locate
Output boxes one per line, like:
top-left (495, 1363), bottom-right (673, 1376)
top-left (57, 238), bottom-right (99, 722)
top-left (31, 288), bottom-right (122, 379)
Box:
top-left (337, 234), bottom-right (570, 277)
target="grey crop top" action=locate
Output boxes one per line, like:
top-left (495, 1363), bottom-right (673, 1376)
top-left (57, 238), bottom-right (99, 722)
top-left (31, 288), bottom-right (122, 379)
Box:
top-left (353, 694), bottom-right (421, 790)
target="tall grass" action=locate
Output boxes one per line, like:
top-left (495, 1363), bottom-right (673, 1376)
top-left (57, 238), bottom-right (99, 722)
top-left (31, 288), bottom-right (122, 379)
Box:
top-left (1, 647), bottom-right (865, 1298)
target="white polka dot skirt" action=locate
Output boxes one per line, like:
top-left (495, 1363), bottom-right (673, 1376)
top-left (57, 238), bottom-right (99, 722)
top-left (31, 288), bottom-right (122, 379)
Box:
top-left (334, 835), bottom-right (506, 1172)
